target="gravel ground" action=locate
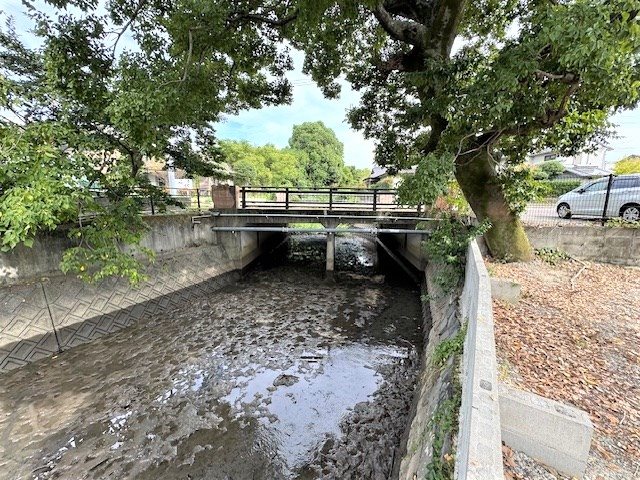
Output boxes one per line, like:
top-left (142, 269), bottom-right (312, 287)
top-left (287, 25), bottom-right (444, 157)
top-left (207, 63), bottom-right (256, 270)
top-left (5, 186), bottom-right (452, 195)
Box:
top-left (488, 257), bottom-right (640, 480)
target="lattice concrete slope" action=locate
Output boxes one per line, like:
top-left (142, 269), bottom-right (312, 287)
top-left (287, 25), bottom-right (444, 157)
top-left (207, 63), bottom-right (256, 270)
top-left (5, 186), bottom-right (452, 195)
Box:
top-left (0, 246), bottom-right (238, 372)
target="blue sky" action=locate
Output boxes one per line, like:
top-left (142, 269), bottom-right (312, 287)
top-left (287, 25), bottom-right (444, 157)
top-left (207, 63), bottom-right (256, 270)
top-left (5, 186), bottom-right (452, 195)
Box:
top-left (3, 1), bottom-right (639, 169)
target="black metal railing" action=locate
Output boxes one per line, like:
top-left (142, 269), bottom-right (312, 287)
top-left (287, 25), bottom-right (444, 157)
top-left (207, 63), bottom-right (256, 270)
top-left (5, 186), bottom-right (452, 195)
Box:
top-left (82, 187), bottom-right (214, 220)
top-left (238, 186), bottom-right (402, 211)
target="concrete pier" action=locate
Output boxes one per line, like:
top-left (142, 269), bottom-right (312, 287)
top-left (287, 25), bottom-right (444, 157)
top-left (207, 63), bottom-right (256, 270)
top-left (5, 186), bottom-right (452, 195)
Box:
top-left (326, 232), bottom-right (335, 273)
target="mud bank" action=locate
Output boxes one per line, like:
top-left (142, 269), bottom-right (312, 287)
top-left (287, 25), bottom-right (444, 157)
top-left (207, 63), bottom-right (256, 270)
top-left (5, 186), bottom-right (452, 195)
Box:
top-left (0, 235), bottom-right (422, 480)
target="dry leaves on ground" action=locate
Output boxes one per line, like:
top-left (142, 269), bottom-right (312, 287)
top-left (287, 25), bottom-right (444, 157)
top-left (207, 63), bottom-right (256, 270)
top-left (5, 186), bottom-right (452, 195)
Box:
top-left (489, 258), bottom-right (640, 471)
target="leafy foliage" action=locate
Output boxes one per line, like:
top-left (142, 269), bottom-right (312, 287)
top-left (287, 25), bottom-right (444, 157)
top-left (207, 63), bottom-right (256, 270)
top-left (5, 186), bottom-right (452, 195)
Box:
top-left (432, 322), bottom-right (467, 370)
top-left (425, 217), bottom-right (491, 269)
top-left (219, 127), bottom-right (368, 187)
top-left (536, 179), bottom-right (582, 198)
top-left (613, 155), bottom-right (640, 174)
top-left (425, 324), bottom-right (466, 480)
top-left (340, 164), bottom-right (370, 187)
top-left (220, 140), bottom-right (306, 187)
top-left (499, 165), bottom-right (547, 214)
top-left (397, 153), bottom-right (454, 207)
top-left (288, 121), bottom-right (345, 186)
top-left (2, 0), bottom-right (640, 270)
top-left (424, 386), bottom-right (461, 480)
top-left (423, 215), bottom-right (491, 291)
top-left (533, 160), bottom-right (566, 180)
top-left (535, 247), bottom-right (571, 265)
top-left (606, 217), bottom-right (640, 228)
top-left (60, 198), bottom-right (154, 284)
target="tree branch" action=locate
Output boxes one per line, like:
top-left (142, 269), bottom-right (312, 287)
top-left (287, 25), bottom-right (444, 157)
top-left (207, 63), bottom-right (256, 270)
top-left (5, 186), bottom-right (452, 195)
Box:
top-left (420, 114), bottom-right (448, 155)
top-left (111, 0), bottom-right (148, 59)
top-left (376, 46), bottom-right (425, 73)
top-left (503, 73), bottom-right (581, 136)
top-left (534, 70), bottom-right (578, 84)
top-left (227, 11), bottom-right (298, 27)
top-left (372, 2), bottom-right (426, 48)
top-left (424, 0), bottom-right (467, 59)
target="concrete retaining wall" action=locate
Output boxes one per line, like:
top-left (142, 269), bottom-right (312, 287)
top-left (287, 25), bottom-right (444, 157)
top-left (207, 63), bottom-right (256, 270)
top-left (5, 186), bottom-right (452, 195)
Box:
top-left (455, 241), bottom-right (503, 479)
top-left (399, 239), bottom-right (503, 480)
top-left (0, 214), bottom-right (279, 373)
top-left (525, 225), bottom-right (640, 266)
top-left (499, 384), bottom-right (593, 478)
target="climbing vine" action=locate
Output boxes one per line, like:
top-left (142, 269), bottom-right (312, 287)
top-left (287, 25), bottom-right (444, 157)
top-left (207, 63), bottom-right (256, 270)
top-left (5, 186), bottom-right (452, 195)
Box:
top-left (423, 215), bottom-right (490, 292)
top-left (432, 323), bottom-right (467, 370)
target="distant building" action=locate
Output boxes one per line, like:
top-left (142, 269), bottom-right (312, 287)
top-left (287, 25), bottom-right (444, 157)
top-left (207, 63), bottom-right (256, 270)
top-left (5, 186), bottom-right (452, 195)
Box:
top-left (528, 141), bottom-right (613, 180)
top-left (555, 165), bottom-right (612, 181)
top-left (366, 166), bottom-right (416, 187)
top-left (143, 158), bottom-right (234, 193)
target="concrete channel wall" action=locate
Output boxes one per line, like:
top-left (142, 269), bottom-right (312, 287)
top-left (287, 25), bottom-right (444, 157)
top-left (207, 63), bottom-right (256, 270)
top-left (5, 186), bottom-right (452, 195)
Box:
top-left (524, 225), bottom-right (639, 266)
top-left (397, 239), bottom-right (503, 480)
top-left (0, 214), bottom-right (280, 372)
top-left (454, 241), bottom-right (503, 479)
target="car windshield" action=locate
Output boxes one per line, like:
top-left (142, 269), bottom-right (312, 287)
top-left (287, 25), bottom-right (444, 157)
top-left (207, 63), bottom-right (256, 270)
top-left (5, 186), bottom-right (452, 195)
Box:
top-left (583, 181), bottom-right (607, 192)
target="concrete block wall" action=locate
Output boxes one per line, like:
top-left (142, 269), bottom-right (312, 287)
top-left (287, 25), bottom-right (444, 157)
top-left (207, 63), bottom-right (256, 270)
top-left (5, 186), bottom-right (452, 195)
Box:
top-left (0, 214), bottom-right (279, 373)
top-left (524, 225), bottom-right (640, 266)
top-left (455, 240), bottom-right (503, 479)
top-left (499, 385), bottom-right (593, 478)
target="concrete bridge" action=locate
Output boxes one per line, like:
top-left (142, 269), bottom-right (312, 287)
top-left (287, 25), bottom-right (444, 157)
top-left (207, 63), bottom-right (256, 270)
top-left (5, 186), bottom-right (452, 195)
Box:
top-left (207, 185), bottom-right (432, 274)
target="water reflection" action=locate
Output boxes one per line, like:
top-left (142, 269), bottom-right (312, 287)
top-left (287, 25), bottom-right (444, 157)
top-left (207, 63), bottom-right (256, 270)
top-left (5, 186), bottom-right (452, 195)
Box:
top-left (0, 235), bottom-right (421, 479)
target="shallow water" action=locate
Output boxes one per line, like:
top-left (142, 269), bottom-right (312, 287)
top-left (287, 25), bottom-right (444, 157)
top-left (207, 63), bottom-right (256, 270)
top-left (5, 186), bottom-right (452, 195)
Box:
top-left (0, 236), bottom-right (422, 480)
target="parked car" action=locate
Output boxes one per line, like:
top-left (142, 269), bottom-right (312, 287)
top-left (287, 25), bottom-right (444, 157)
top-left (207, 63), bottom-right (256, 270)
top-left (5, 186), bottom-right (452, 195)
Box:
top-left (555, 174), bottom-right (640, 220)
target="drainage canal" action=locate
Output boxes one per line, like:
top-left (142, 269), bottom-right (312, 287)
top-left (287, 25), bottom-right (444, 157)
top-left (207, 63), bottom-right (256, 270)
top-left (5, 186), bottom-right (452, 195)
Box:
top-left (0, 234), bottom-right (423, 480)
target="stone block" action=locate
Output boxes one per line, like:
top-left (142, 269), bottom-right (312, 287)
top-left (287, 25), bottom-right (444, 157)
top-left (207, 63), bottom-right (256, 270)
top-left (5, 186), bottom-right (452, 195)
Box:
top-left (499, 384), bottom-right (593, 479)
top-left (490, 278), bottom-right (521, 304)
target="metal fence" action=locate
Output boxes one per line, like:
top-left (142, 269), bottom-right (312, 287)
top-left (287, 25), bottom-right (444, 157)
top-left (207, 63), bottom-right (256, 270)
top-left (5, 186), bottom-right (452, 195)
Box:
top-left (238, 186), bottom-right (403, 211)
top-left (143, 187), bottom-right (213, 214)
top-left (83, 187), bottom-right (213, 219)
top-left (521, 174), bottom-right (640, 226)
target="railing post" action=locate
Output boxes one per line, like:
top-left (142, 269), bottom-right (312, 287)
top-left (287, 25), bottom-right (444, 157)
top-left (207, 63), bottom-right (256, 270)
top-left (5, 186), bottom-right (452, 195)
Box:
top-left (242, 187), bottom-right (247, 209)
top-left (601, 173), bottom-right (614, 226)
top-left (329, 187), bottom-right (334, 210)
top-left (150, 195), bottom-right (155, 215)
top-left (373, 188), bottom-right (378, 212)
top-left (285, 187), bottom-right (290, 209)
top-left (196, 188), bottom-right (201, 211)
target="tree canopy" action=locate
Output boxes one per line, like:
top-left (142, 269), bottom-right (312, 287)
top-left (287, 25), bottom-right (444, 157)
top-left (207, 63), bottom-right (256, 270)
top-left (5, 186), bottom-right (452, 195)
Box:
top-left (288, 121), bottom-right (344, 186)
top-left (220, 124), bottom-right (369, 188)
top-left (219, 140), bottom-right (305, 187)
top-left (613, 155), bottom-right (640, 174)
top-left (1, 0), bottom-right (639, 280)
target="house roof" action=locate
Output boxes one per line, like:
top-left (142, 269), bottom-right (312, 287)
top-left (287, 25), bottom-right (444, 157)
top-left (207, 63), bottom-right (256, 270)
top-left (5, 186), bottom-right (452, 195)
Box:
top-left (368, 165), bottom-right (417, 180)
top-left (564, 165), bottom-right (611, 177)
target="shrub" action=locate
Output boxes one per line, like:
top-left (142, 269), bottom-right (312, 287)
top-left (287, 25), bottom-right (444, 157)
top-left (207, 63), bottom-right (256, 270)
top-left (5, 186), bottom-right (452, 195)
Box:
top-left (536, 179), bottom-right (582, 198)
top-left (539, 160), bottom-right (565, 179)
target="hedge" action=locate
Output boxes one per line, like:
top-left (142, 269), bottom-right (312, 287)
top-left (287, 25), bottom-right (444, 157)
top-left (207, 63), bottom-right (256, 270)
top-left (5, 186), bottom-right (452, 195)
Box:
top-left (536, 179), bottom-right (582, 198)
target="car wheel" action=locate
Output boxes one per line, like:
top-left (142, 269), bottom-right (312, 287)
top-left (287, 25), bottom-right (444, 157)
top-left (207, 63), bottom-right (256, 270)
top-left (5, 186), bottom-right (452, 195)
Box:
top-left (557, 203), bottom-right (572, 219)
top-left (621, 204), bottom-right (640, 222)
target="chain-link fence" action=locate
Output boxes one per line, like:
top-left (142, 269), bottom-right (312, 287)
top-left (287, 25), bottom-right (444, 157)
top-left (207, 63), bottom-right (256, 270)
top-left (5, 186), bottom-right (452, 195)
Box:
top-left (521, 174), bottom-right (640, 226)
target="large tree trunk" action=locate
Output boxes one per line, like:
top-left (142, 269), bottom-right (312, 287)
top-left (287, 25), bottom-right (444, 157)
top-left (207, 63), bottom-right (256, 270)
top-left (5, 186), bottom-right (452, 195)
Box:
top-left (454, 148), bottom-right (533, 262)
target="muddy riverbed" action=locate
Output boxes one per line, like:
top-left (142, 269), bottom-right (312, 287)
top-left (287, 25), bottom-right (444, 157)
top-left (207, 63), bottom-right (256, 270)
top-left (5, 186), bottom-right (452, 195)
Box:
top-left (0, 235), bottom-right (423, 479)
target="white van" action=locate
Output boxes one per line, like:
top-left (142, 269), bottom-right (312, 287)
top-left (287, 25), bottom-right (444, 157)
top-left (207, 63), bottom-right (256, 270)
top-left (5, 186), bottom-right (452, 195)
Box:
top-left (555, 174), bottom-right (640, 221)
